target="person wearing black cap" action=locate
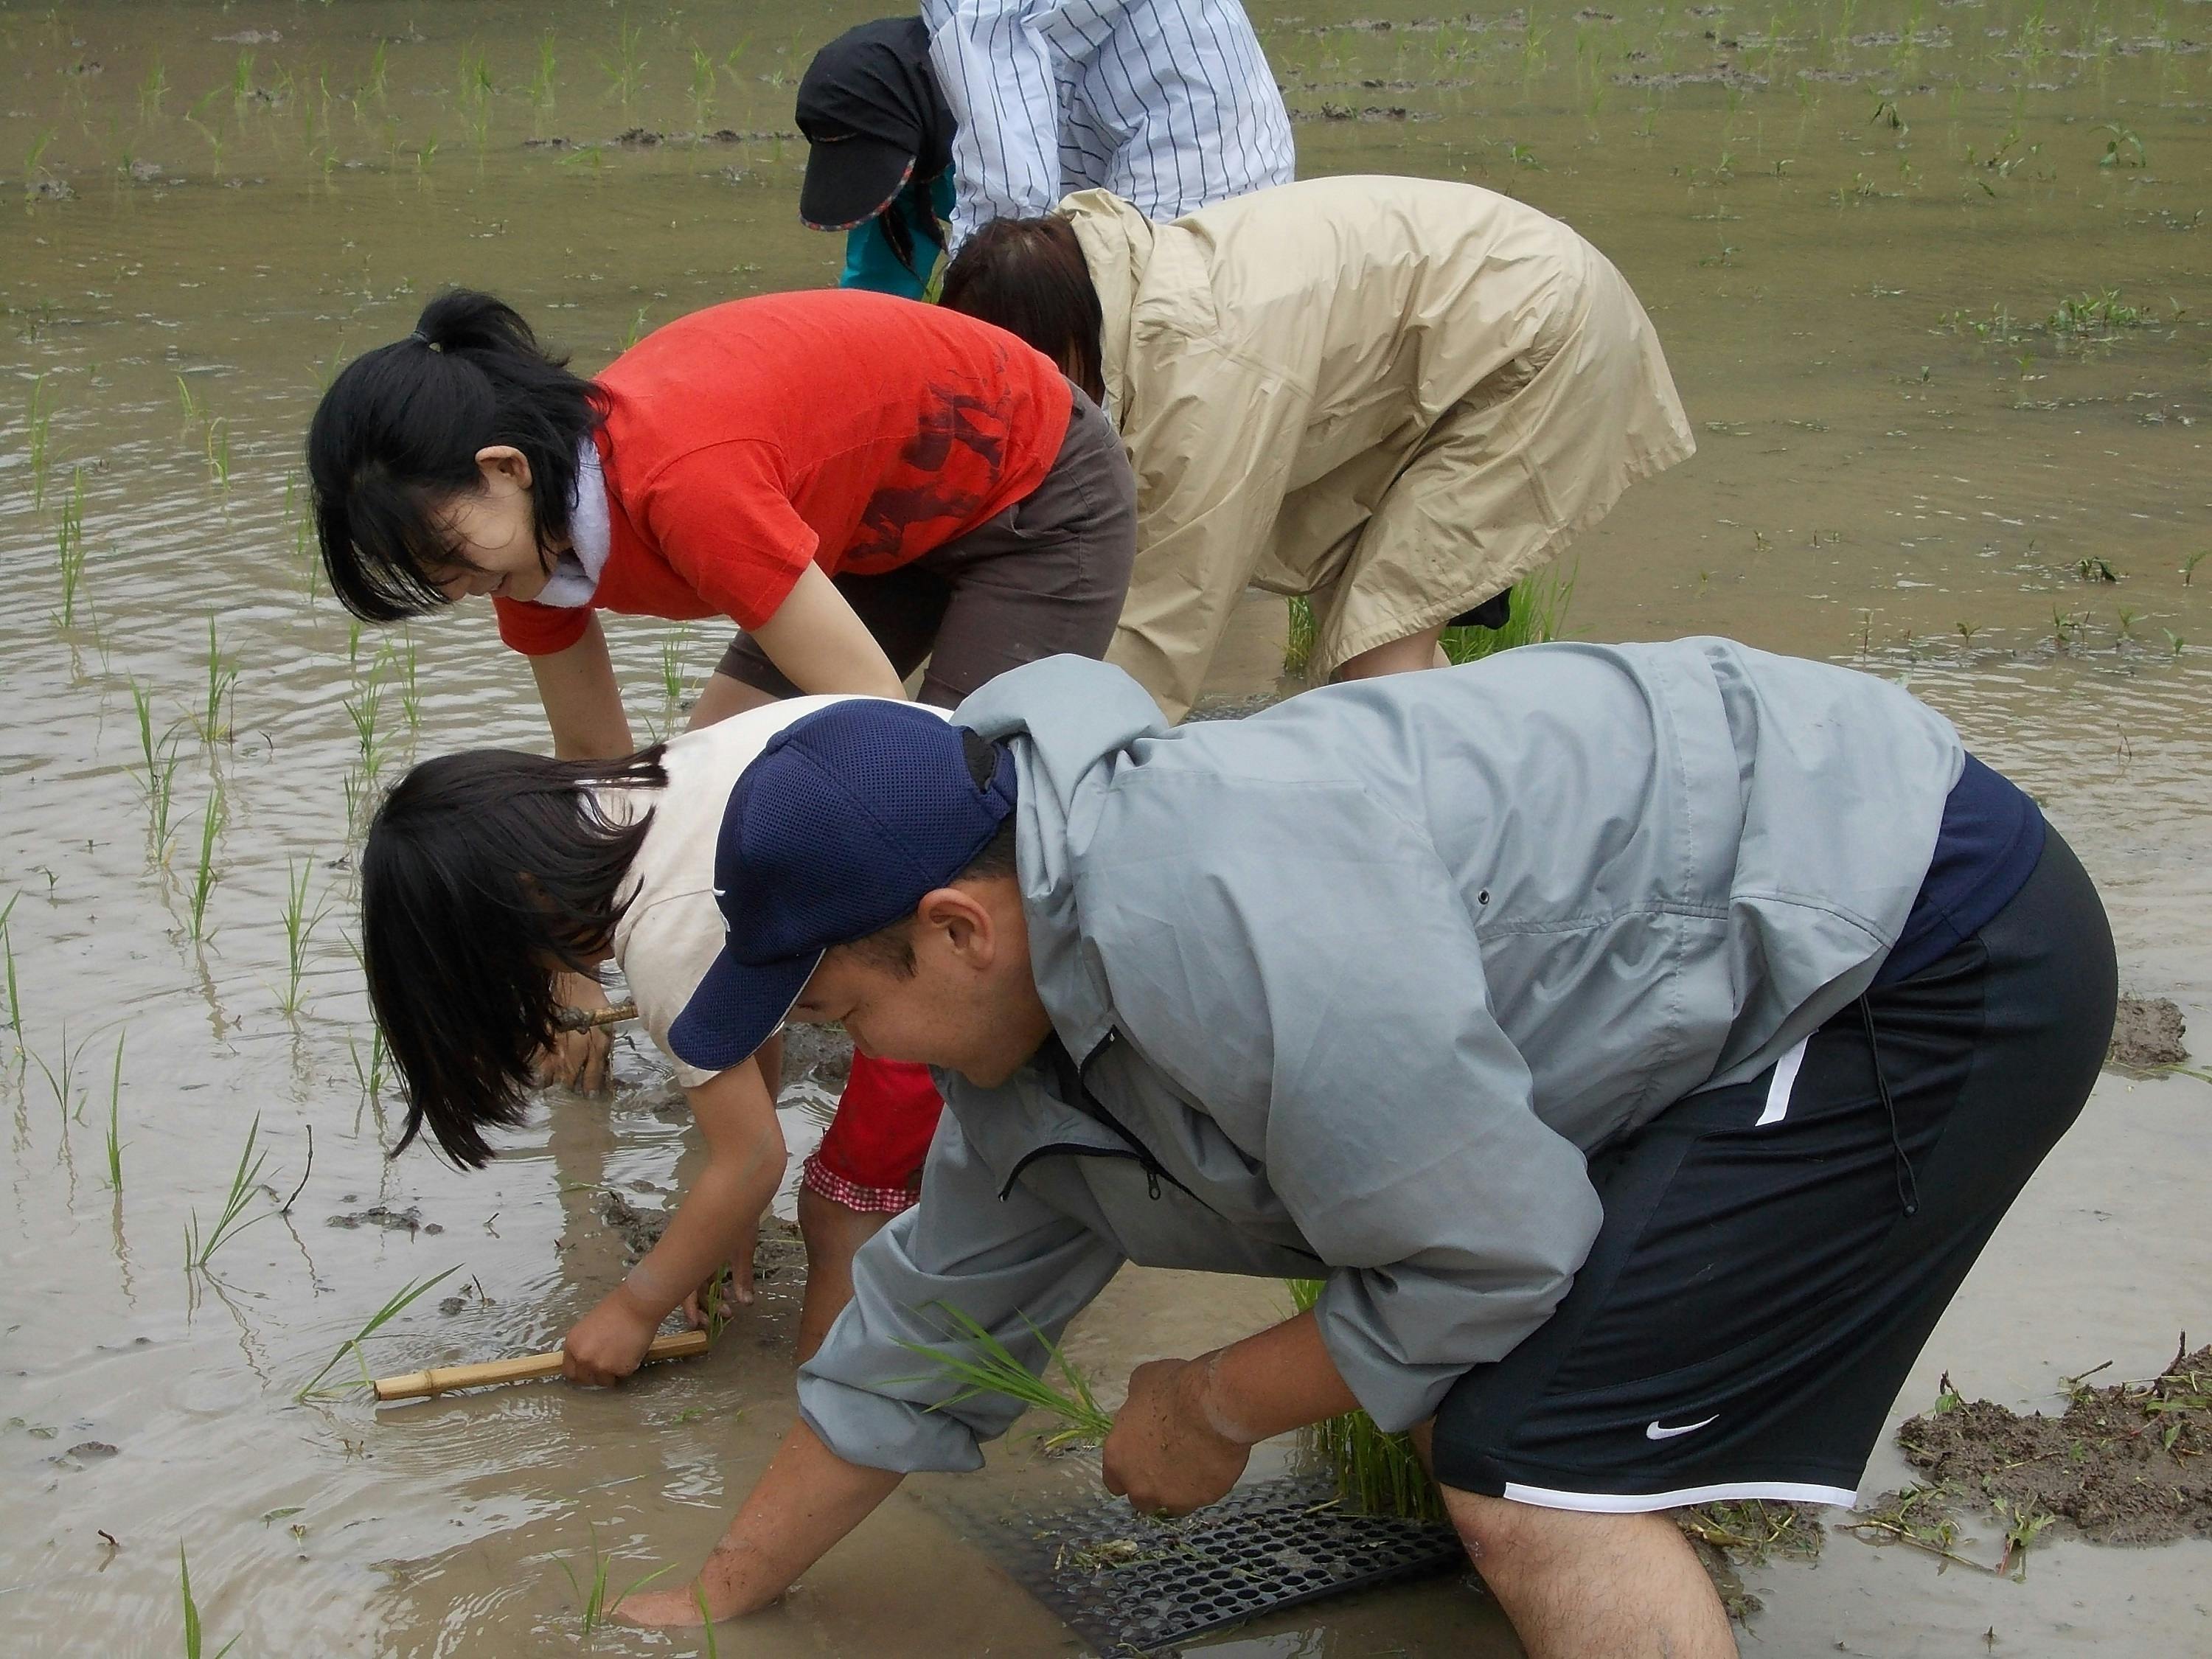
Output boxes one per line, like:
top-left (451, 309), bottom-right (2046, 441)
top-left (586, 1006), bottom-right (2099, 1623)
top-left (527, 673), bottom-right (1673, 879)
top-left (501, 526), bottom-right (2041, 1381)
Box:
top-left (611, 645), bottom-right (2111, 1655)
top-left (797, 18), bottom-right (958, 301)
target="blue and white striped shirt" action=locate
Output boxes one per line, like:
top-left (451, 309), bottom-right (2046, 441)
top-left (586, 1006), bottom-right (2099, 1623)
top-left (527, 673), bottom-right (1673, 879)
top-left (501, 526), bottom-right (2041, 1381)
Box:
top-left (922, 0), bottom-right (1295, 247)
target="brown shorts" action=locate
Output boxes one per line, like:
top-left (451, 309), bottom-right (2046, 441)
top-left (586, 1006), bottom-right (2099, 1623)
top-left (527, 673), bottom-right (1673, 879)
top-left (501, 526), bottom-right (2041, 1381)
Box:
top-left (716, 386), bottom-right (1137, 709)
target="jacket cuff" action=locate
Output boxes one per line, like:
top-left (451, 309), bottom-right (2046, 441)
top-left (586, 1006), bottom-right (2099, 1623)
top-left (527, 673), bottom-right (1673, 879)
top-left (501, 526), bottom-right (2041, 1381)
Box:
top-left (1312, 1277), bottom-right (1469, 1435)
top-left (796, 1373), bottom-right (986, 1475)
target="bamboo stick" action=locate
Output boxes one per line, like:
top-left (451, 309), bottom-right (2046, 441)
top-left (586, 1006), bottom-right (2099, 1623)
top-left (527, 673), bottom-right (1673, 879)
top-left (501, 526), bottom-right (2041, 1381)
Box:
top-left (373, 1329), bottom-right (709, 1401)
top-left (552, 1001), bottom-right (639, 1032)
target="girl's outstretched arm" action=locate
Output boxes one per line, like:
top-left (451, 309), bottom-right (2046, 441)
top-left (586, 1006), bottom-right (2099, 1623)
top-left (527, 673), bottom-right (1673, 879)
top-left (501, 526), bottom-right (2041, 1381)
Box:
top-left (530, 614), bottom-right (636, 758)
top-left (616, 1420), bottom-right (903, 1627)
top-left (562, 1060), bottom-right (787, 1385)
top-left (748, 563), bottom-right (907, 700)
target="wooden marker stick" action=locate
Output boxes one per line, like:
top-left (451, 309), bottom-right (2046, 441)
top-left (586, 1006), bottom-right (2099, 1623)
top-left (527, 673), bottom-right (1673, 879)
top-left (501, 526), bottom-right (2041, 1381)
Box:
top-left (373, 1329), bottom-right (709, 1402)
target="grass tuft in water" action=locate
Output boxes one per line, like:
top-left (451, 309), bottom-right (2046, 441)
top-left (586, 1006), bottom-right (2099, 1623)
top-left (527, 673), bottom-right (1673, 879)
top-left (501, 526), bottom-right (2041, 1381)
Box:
top-left (897, 1302), bottom-right (1113, 1451)
top-left (1286, 1280), bottom-right (1446, 1521)
top-left (52, 466), bottom-right (87, 628)
top-left (131, 680), bottom-right (185, 858)
top-left (28, 1023), bottom-right (93, 1126)
top-left (105, 1034), bottom-right (125, 1190)
top-left (601, 17), bottom-right (648, 108)
top-left (180, 1543), bottom-right (240, 1658)
top-left (278, 858), bottom-right (327, 1018)
top-left (199, 616), bottom-right (237, 742)
top-left (185, 1112), bottom-right (272, 1270)
top-left (559, 1524), bottom-right (674, 1637)
top-left (295, 1265), bottom-right (463, 1401)
top-left (187, 790), bottom-right (225, 942)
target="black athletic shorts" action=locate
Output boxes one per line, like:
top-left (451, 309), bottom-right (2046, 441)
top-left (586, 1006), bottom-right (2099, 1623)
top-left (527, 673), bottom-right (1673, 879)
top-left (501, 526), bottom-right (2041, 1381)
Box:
top-left (1430, 827), bottom-right (2115, 1512)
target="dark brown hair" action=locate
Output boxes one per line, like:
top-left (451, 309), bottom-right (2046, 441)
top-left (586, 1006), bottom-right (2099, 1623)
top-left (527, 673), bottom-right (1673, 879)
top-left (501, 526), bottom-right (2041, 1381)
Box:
top-left (363, 746), bottom-right (666, 1166)
top-left (939, 216), bottom-right (1105, 404)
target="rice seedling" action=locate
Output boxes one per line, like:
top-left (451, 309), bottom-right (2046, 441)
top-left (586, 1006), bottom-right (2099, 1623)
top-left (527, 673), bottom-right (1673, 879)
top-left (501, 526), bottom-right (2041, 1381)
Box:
top-left (897, 1302), bottom-right (1113, 1451)
top-left (187, 791), bottom-right (225, 942)
top-left (1282, 594), bottom-right (1318, 675)
top-left (527, 31), bottom-right (559, 115)
top-left (622, 305), bottom-right (650, 351)
top-left (2183, 551), bottom-right (2206, 586)
top-left (28, 1025), bottom-right (93, 1125)
top-left (184, 1112), bottom-right (272, 1270)
top-left (26, 372), bottom-right (53, 508)
top-left (104, 1034), bottom-right (125, 1189)
top-left (349, 1024), bottom-right (389, 1105)
top-left (690, 44), bottom-right (717, 126)
top-left (2096, 122), bottom-right (2145, 169)
top-left (180, 1544), bottom-right (240, 1659)
top-left (1441, 561), bottom-right (1576, 666)
top-left (1287, 1280), bottom-right (1445, 1520)
top-left (200, 616), bottom-right (237, 742)
top-left (293, 1265), bottom-right (462, 1401)
top-left (131, 681), bottom-right (186, 856)
top-left (204, 417), bottom-right (231, 491)
top-left (21, 128), bottom-right (56, 201)
top-left (2164, 630), bottom-right (2185, 656)
top-left (139, 55), bottom-right (168, 121)
top-left (278, 858), bottom-right (327, 1018)
top-left (364, 41), bottom-right (389, 104)
top-left (658, 623), bottom-right (692, 707)
top-left (559, 1525), bottom-right (674, 1638)
top-left (601, 17), bottom-right (649, 108)
top-left (2075, 554), bottom-right (2119, 584)
top-left (175, 373), bottom-right (206, 427)
top-left (397, 636), bottom-right (422, 730)
top-left (456, 44), bottom-right (495, 147)
top-left (2048, 288), bottom-right (2148, 336)
top-left (0, 892), bottom-right (19, 1037)
top-left (346, 676), bottom-right (386, 781)
top-left (53, 467), bottom-right (88, 628)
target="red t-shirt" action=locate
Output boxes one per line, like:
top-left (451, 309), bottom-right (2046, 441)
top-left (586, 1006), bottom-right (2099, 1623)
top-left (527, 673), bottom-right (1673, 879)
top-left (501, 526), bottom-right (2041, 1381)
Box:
top-left (493, 290), bottom-right (1074, 655)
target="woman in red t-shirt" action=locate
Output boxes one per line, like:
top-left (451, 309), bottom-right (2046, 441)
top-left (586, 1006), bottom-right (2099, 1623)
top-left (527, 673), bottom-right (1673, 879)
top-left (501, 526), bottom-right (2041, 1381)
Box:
top-left (308, 286), bottom-right (1135, 1380)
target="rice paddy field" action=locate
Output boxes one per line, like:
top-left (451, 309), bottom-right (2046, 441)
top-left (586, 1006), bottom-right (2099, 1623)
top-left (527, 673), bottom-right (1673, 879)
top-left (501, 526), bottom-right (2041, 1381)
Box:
top-left (2, 1), bottom-right (2208, 1652)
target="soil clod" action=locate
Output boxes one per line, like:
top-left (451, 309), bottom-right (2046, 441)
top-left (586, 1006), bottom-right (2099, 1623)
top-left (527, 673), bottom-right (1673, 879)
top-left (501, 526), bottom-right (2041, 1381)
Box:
top-left (2108, 995), bottom-right (2188, 1071)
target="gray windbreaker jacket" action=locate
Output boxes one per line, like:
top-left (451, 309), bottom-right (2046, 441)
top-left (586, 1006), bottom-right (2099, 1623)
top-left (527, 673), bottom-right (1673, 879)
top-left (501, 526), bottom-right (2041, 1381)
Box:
top-left (799, 640), bottom-right (1965, 1471)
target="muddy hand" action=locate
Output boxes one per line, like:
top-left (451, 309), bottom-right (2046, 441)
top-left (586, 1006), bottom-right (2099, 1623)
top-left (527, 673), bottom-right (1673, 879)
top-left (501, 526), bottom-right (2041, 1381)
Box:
top-left (562, 1292), bottom-right (661, 1386)
top-left (540, 970), bottom-right (616, 1092)
top-left (1102, 1357), bottom-right (1250, 1517)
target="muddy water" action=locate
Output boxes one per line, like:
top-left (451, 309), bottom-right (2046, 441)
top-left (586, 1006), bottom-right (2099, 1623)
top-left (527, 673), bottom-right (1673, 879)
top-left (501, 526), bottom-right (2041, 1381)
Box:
top-left (2, 1), bottom-right (2208, 1653)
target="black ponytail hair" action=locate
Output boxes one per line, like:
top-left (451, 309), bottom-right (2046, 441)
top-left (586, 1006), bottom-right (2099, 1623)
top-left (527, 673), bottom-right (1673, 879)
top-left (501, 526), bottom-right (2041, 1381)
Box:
top-left (938, 216), bottom-right (1105, 406)
top-left (363, 745), bottom-right (667, 1168)
top-left (307, 289), bottom-right (607, 622)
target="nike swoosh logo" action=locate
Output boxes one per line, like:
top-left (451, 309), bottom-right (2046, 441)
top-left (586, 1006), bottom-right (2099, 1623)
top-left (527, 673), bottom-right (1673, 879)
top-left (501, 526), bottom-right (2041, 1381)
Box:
top-left (1646, 1414), bottom-right (1719, 1441)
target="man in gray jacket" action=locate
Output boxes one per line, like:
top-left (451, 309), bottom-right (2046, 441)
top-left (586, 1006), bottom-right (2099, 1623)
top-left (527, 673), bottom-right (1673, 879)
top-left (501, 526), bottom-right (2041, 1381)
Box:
top-left (619, 639), bottom-right (2114, 1657)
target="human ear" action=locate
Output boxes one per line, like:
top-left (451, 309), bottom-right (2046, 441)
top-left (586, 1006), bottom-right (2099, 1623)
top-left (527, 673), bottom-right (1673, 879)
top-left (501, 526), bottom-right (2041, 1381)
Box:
top-left (917, 886), bottom-right (995, 968)
top-left (474, 445), bottom-right (535, 493)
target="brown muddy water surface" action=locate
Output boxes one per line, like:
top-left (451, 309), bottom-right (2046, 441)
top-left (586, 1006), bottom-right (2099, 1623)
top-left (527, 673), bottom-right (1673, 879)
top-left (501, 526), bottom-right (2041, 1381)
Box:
top-left (3, 1), bottom-right (2209, 1653)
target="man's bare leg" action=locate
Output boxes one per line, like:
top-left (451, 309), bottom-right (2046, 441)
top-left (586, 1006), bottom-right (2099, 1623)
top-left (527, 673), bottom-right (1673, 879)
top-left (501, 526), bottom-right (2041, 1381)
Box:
top-left (1333, 625), bottom-right (1449, 680)
top-left (793, 1186), bottom-right (892, 1363)
top-left (1441, 1486), bottom-right (1738, 1659)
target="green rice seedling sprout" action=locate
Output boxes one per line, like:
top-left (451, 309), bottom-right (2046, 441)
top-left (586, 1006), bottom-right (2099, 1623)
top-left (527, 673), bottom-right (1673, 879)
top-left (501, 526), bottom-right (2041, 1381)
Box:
top-left (398, 636), bottom-right (422, 729)
top-left (1955, 621), bottom-right (1982, 645)
top-left (346, 676), bottom-right (386, 780)
top-left (689, 44), bottom-right (717, 126)
top-left (132, 681), bottom-right (185, 856)
top-left (28, 1025), bottom-right (93, 1125)
top-left (175, 373), bottom-right (206, 427)
top-left (105, 1034), bottom-right (125, 1189)
top-left (622, 305), bottom-right (650, 351)
top-left (897, 1302), bottom-right (1113, 1450)
top-left (230, 52), bottom-right (256, 115)
top-left (139, 55), bottom-right (168, 121)
top-left (2116, 607), bottom-right (2140, 640)
top-left (658, 623), bottom-right (692, 706)
top-left (2048, 289), bottom-right (2147, 337)
top-left (2075, 554), bottom-right (2119, 584)
top-left (364, 41), bottom-right (389, 104)
top-left (278, 858), bottom-right (327, 1018)
top-left (349, 1024), bottom-right (389, 1105)
top-left (695, 1586), bottom-right (720, 1657)
top-left (2096, 122), bottom-right (2145, 169)
top-left (601, 17), bottom-right (648, 108)
top-left (200, 616), bottom-right (237, 742)
top-left (21, 129), bottom-right (56, 201)
top-left (204, 417), bottom-right (231, 491)
top-left (184, 1112), bottom-right (272, 1270)
top-left (53, 467), bottom-right (88, 628)
top-left (1286, 1280), bottom-right (1445, 1520)
top-left (294, 1265), bottom-right (462, 1401)
top-left (0, 892), bottom-right (18, 1037)
top-left (180, 1543), bottom-right (240, 1659)
top-left (1282, 594), bottom-right (1318, 675)
top-left (26, 372), bottom-right (53, 508)
top-left (187, 791), bottom-right (225, 942)
top-left (2183, 551), bottom-right (2206, 586)
top-left (527, 32), bottom-right (559, 115)
top-left (1441, 560), bottom-right (1576, 666)
top-left (558, 1525), bottom-right (674, 1638)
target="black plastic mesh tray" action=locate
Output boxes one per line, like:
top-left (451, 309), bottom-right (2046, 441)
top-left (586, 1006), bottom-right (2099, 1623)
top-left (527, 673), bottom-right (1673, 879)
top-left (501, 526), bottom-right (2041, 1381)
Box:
top-left (950, 1475), bottom-right (1465, 1655)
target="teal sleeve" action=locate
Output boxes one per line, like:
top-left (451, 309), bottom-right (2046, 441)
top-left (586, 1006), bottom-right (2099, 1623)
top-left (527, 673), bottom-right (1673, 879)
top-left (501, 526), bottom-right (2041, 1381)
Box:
top-left (837, 174), bottom-right (952, 300)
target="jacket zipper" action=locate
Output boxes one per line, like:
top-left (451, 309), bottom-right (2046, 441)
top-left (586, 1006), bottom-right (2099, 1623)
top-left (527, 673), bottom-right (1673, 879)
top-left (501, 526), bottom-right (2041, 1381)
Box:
top-left (998, 1030), bottom-right (1194, 1203)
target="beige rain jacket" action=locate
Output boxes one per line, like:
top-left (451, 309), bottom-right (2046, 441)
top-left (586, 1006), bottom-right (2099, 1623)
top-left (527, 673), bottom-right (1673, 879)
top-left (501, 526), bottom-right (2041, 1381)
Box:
top-left (1064, 176), bottom-right (1696, 719)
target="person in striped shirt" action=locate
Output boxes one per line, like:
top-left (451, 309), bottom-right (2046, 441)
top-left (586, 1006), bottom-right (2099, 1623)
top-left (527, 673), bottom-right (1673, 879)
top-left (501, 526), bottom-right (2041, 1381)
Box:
top-left (799, 1), bottom-right (1295, 288)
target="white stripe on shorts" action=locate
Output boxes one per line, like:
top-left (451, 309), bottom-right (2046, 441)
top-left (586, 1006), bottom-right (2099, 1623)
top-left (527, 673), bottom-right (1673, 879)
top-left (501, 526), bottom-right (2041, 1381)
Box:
top-left (1500, 1478), bottom-right (1860, 1514)
top-left (1755, 1035), bottom-right (1810, 1127)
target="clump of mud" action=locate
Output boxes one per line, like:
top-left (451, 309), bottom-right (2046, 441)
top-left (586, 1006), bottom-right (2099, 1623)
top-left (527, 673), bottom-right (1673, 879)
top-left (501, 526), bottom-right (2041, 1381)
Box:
top-left (779, 1024), bottom-right (853, 1091)
top-left (1675, 1500), bottom-right (1824, 1622)
top-left (2109, 995), bottom-right (2189, 1071)
top-left (597, 1190), bottom-right (807, 1287)
top-left (1891, 1343), bottom-right (2212, 1545)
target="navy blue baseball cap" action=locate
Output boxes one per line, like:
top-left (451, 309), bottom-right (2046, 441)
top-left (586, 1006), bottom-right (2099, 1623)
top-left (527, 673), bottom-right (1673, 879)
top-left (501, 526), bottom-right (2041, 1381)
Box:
top-left (667, 700), bottom-right (1018, 1071)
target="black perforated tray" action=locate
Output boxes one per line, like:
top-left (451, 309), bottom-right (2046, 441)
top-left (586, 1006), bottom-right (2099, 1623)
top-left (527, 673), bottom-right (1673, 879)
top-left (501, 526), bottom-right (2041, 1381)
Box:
top-left (949, 1475), bottom-right (1466, 1655)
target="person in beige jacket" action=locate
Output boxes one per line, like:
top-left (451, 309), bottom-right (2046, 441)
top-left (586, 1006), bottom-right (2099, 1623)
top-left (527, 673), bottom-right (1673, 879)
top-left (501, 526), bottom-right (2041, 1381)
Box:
top-left (940, 174), bottom-right (1696, 720)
